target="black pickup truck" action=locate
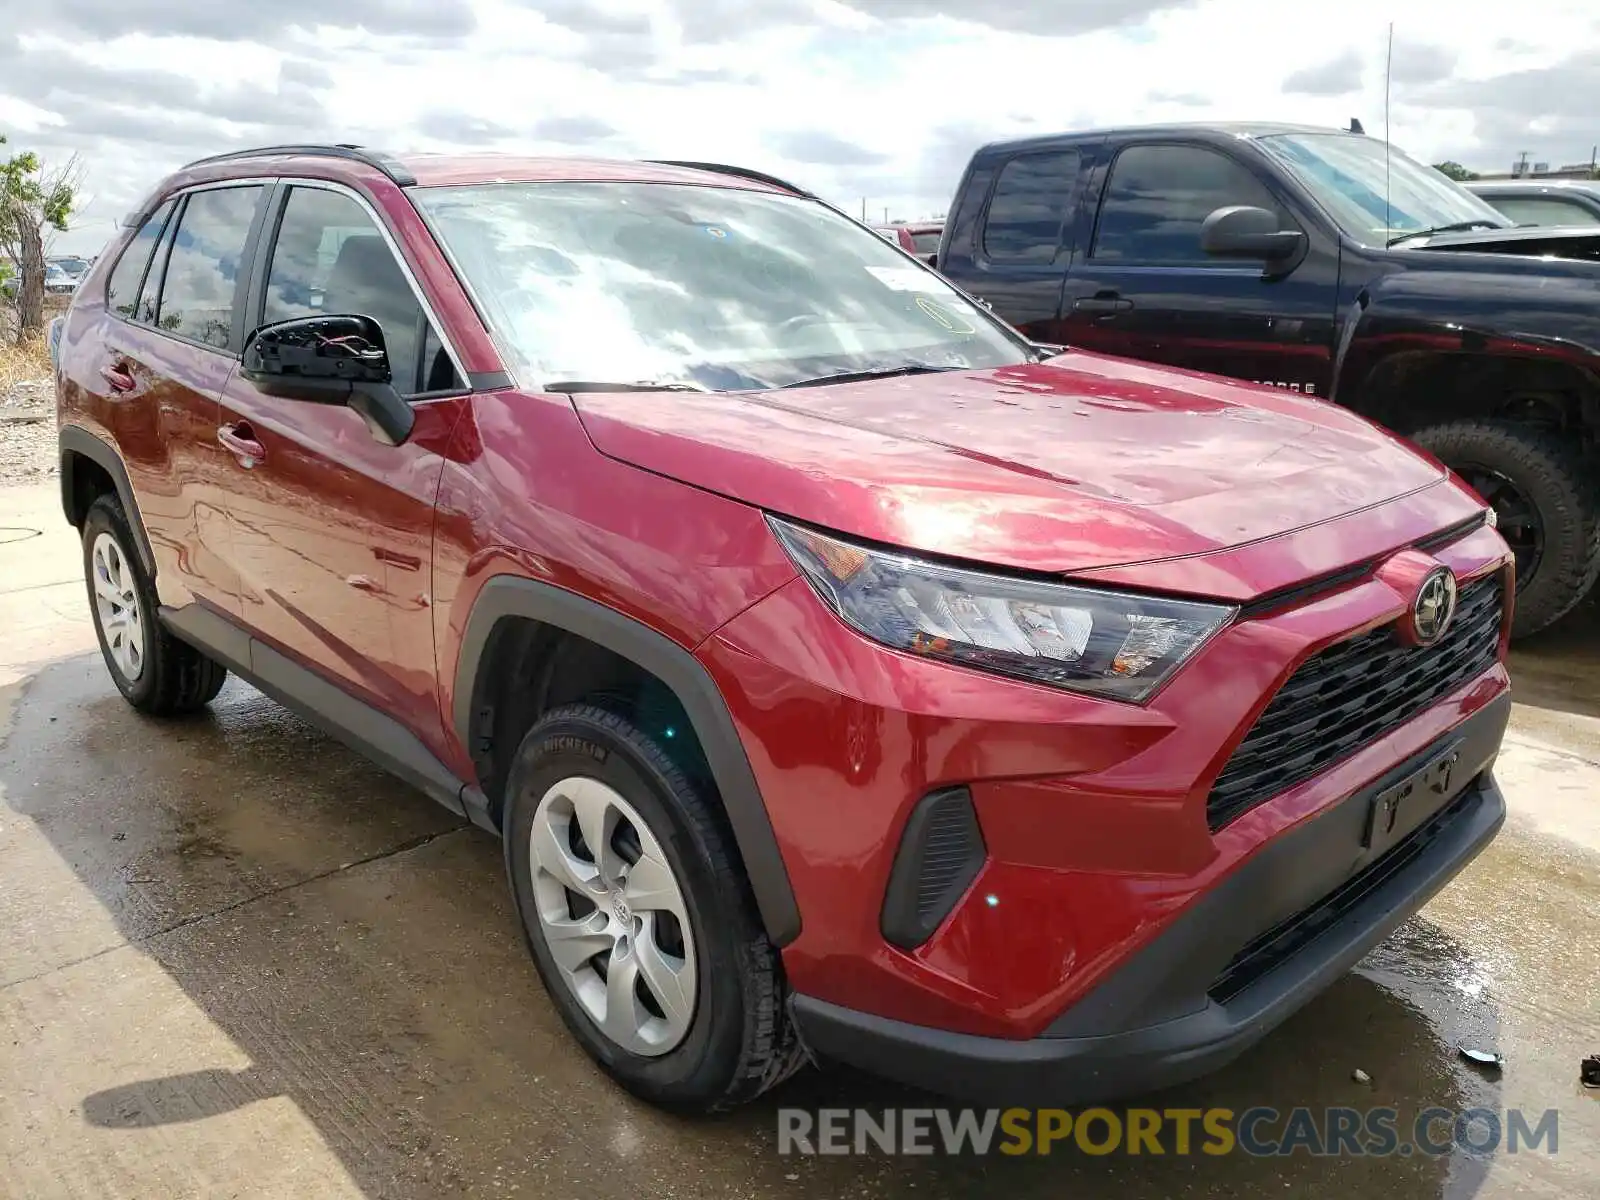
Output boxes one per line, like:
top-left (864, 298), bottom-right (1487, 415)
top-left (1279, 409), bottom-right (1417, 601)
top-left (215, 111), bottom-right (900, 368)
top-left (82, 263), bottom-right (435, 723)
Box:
top-left (936, 121), bottom-right (1600, 637)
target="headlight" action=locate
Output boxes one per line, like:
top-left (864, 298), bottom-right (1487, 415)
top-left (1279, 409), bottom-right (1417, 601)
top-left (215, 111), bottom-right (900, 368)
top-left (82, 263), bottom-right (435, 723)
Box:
top-left (770, 518), bottom-right (1235, 702)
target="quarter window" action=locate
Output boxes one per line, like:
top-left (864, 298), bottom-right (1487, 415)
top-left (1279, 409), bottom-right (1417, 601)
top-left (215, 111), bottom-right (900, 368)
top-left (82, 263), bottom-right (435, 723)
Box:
top-left (1092, 145), bottom-right (1285, 263)
top-left (983, 151), bottom-right (1082, 263)
top-left (153, 186), bottom-right (264, 350)
top-left (262, 186), bottom-right (460, 395)
top-left (105, 201), bottom-right (175, 321)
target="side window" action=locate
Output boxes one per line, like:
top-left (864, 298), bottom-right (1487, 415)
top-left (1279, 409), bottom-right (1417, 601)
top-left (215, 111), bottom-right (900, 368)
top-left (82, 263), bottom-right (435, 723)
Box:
top-left (1092, 145), bottom-right (1286, 263)
top-left (983, 151), bottom-right (1082, 263)
top-left (263, 186), bottom-right (462, 395)
top-left (105, 201), bottom-right (175, 321)
top-left (154, 185), bottom-right (264, 350)
top-left (1490, 196), bottom-right (1600, 227)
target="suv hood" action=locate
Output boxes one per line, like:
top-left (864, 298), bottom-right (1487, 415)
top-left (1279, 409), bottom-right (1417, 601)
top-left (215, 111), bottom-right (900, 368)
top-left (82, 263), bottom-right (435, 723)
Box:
top-left (571, 352), bottom-right (1446, 576)
top-left (1406, 224), bottom-right (1600, 260)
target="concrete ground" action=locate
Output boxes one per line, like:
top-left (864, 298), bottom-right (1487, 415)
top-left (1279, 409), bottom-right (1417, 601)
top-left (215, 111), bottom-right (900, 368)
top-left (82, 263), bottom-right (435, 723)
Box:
top-left (1, 476), bottom-right (1597, 1199)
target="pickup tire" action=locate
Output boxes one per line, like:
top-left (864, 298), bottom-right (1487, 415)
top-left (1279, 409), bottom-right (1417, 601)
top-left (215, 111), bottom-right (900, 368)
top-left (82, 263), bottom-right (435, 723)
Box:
top-left (1410, 420), bottom-right (1600, 638)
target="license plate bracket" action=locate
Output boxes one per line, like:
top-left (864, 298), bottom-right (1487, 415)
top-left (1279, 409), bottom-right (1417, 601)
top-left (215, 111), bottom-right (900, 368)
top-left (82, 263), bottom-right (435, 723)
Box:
top-left (1363, 742), bottom-right (1463, 854)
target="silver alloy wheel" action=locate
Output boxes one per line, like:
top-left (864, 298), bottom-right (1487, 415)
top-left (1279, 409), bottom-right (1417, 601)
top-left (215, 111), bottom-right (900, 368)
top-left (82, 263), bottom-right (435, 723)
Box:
top-left (91, 531), bottom-right (145, 683)
top-left (528, 776), bottom-right (698, 1056)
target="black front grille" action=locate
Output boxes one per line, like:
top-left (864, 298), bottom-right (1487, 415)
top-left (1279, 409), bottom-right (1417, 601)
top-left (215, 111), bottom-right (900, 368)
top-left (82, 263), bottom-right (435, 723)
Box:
top-left (1207, 574), bottom-right (1504, 830)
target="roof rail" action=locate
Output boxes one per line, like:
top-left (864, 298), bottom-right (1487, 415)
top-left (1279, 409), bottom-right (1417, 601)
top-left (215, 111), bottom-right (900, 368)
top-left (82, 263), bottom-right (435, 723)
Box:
top-left (646, 160), bottom-right (813, 198)
top-left (180, 143), bottom-right (418, 187)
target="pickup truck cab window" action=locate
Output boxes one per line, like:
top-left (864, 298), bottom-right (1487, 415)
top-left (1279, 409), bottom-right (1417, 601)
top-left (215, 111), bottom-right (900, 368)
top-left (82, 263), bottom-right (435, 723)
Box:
top-left (983, 151), bottom-right (1081, 263)
top-left (1091, 144), bottom-right (1285, 263)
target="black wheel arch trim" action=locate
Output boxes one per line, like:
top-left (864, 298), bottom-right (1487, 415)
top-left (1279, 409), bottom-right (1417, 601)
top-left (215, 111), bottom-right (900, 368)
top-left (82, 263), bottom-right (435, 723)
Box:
top-left (452, 574), bottom-right (802, 946)
top-left (1331, 283), bottom-right (1600, 419)
top-left (59, 424), bottom-right (158, 579)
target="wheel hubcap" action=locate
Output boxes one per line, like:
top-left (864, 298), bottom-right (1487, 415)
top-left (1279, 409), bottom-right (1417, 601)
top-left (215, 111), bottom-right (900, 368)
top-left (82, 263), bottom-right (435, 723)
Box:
top-left (527, 777), bottom-right (697, 1056)
top-left (1456, 465), bottom-right (1544, 590)
top-left (91, 532), bottom-right (145, 682)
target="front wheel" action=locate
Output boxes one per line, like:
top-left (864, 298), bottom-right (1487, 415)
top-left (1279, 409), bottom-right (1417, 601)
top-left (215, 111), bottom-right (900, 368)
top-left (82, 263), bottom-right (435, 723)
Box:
top-left (502, 704), bottom-right (805, 1111)
top-left (1410, 420), bottom-right (1600, 638)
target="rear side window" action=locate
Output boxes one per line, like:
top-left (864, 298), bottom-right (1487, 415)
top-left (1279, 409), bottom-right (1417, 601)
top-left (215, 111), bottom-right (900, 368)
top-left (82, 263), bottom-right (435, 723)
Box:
top-left (262, 185), bottom-right (460, 395)
top-left (154, 185), bottom-right (264, 350)
top-left (105, 201), bottom-right (174, 320)
top-left (1092, 144), bottom-right (1284, 263)
top-left (910, 231), bottom-right (942, 255)
top-left (983, 151), bottom-right (1082, 263)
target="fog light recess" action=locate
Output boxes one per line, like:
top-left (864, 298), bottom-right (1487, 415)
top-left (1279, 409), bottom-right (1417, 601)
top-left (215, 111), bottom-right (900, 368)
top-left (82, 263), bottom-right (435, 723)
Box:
top-left (880, 786), bottom-right (987, 950)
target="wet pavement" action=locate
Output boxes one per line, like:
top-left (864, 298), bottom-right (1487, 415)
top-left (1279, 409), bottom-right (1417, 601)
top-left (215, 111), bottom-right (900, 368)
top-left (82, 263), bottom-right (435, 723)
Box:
top-left (2, 479), bottom-right (1597, 1199)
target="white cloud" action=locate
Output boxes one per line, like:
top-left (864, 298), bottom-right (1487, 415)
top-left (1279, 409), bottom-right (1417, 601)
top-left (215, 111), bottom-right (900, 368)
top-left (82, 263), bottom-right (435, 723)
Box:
top-left (3, 0), bottom-right (1597, 255)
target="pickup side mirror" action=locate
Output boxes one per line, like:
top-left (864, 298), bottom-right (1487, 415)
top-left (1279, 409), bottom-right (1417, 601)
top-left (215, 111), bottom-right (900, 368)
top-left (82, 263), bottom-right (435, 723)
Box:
top-left (1200, 205), bottom-right (1307, 263)
top-left (241, 314), bottom-right (415, 446)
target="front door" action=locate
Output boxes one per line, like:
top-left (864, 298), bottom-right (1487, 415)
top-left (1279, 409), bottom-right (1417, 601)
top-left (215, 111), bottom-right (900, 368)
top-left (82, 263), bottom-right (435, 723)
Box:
top-left (217, 182), bottom-right (467, 740)
top-left (1060, 140), bottom-right (1339, 399)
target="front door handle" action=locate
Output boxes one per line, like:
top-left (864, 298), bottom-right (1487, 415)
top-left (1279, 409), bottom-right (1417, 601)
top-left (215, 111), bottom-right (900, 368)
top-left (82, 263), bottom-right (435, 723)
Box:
top-left (100, 362), bottom-right (137, 393)
top-left (217, 423), bottom-right (265, 468)
top-left (1072, 294), bottom-right (1134, 315)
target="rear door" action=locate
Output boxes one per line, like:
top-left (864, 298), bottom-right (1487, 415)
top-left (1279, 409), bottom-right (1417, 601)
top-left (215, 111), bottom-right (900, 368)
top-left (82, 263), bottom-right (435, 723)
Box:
top-left (216, 181), bottom-right (468, 740)
top-left (957, 146), bottom-right (1094, 343)
top-left (1059, 139), bottom-right (1339, 397)
top-left (78, 182), bottom-right (270, 617)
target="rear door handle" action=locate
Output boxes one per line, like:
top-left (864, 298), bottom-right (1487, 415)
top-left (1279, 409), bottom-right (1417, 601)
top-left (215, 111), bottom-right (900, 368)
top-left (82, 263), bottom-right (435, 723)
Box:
top-left (1073, 294), bottom-right (1134, 314)
top-left (217, 422), bottom-right (265, 468)
top-left (100, 362), bottom-right (136, 393)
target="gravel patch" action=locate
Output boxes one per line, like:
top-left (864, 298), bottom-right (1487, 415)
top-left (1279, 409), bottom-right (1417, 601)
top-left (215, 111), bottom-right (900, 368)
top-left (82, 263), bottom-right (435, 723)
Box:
top-left (1, 379), bottom-right (57, 488)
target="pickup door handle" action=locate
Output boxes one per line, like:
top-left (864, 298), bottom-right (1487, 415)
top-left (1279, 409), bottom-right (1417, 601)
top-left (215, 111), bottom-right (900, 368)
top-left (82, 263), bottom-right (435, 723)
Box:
top-left (217, 422), bottom-right (265, 468)
top-left (1073, 294), bottom-right (1134, 314)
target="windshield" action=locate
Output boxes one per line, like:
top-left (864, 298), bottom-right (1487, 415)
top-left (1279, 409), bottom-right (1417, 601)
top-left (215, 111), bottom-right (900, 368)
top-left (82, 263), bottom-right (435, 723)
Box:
top-left (414, 181), bottom-right (1030, 391)
top-left (1258, 132), bottom-right (1509, 244)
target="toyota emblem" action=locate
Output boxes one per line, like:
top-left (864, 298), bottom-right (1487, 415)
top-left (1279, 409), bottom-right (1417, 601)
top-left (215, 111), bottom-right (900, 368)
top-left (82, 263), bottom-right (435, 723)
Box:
top-left (1412, 567), bottom-right (1458, 645)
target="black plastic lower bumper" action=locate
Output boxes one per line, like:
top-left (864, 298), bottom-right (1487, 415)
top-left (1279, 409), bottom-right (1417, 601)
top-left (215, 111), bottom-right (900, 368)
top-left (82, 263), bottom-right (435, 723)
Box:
top-left (791, 692), bottom-right (1510, 1106)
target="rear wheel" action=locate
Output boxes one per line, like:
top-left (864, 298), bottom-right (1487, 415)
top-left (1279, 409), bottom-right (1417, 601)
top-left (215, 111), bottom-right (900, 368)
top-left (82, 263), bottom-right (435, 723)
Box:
top-left (1411, 420), bottom-right (1600, 638)
top-left (81, 495), bottom-right (228, 714)
top-left (503, 704), bottom-right (804, 1111)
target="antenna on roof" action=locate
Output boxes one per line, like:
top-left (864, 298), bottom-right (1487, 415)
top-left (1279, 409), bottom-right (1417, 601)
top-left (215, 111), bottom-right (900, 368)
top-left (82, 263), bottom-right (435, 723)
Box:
top-left (1349, 117), bottom-right (1365, 135)
top-left (1383, 22), bottom-right (1394, 238)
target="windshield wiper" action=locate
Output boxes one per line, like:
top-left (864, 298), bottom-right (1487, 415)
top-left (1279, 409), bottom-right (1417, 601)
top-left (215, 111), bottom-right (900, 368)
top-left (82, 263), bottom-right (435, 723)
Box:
top-left (544, 379), bottom-right (709, 393)
top-left (778, 363), bottom-right (960, 389)
top-left (1386, 221), bottom-right (1506, 247)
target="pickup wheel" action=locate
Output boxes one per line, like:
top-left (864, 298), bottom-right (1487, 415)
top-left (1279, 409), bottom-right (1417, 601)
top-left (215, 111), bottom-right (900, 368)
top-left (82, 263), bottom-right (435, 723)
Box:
top-left (81, 495), bottom-right (229, 714)
top-left (502, 704), bottom-right (805, 1112)
top-left (1410, 420), bottom-right (1600, 638)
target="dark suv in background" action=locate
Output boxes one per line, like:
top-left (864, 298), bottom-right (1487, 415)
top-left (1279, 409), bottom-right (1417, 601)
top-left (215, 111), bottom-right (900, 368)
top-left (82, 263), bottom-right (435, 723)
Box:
top-left (936, 122), bottom-right (1600, 638)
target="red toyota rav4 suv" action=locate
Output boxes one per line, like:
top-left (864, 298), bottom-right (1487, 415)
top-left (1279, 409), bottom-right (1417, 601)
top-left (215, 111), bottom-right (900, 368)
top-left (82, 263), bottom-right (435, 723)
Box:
top-left (57, 145), bottom-right (1512, 1112)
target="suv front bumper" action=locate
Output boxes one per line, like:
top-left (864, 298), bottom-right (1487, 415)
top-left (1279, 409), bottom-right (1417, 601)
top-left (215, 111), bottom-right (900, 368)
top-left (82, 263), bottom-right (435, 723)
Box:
top-left (789, 693), bottom-right (1508, 1104)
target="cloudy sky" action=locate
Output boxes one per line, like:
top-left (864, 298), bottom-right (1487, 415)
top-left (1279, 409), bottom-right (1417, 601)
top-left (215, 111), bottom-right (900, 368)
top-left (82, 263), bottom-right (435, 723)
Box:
top-left (3, 0), bottom-right (1598, 256)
